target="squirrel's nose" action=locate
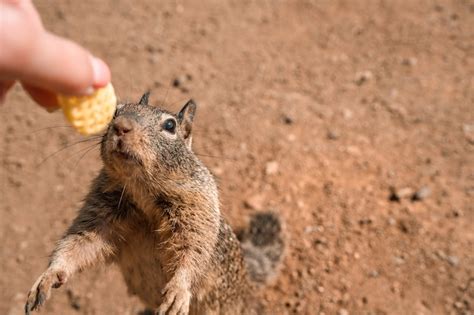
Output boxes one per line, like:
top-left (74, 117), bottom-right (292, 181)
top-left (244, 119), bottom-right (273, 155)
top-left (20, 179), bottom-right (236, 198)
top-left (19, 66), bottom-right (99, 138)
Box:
top-left (113, 116), bottom-right (134, 136)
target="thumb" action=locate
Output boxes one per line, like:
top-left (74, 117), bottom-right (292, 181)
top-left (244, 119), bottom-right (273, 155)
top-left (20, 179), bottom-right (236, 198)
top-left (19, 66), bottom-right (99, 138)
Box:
top-left (19, 31), bottom-right (111, 96)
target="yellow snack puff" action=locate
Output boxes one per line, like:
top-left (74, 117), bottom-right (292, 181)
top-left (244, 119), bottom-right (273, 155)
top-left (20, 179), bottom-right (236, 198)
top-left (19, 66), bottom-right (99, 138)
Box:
top-left (57, 83), bottom-right (117, 136)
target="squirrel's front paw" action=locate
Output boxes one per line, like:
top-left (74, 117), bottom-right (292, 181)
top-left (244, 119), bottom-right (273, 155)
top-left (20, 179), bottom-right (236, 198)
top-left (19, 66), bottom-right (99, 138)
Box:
top-left (25, 269), bottom-right (68, 314)
top-left (156, 277), bottom-right (191, 315)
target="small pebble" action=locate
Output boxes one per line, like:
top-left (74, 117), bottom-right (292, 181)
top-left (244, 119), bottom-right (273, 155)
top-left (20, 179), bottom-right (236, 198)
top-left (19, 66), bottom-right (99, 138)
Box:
top-left (327, 130), bottom-right (339, 140)
top-left (393, 256), bottom-right (405, 265)
top-left (304, 226), bottom-right (318, 233)
top-left (342, 108), bottom-right (353, 119)
top-left (315, 237), bottom-right (328, 245)
top-left (172, 74), bottom-right (192, 90)
top-left (391, 281), bottom-right (401, 294)
top-left (436, 250), bottom-right (447, 259)
top-left (354, 70), bottom-right (373, 85)
top-left (463, 123), bottom-right (474, 144)
top-left (212, 167), bottom-right (223, 176)
top-left (287, 134), bottom-right (296, 142)
top-left (243, 194), bottom-right (264, 210)
top-left (282, 115), bottom-right (294, 125)
top-left (402, 57), bottom-right (418, 66)
top-left (173, 77), bottom-right (184, 87)
top-left (447, 255), bottom-right (459, 267)
top-left (450, 209), bottom-right (463, 218)
top-left (16, 255), bottom-right (24, 263)
top-left (412, 186), bottom-right (431, 201)
top-left (359, 217), bottom-right (373, 225)
top-left (368, 270), bottom-right (379, 278)
top-left (346, 145), bottom-right (361, 156)
top-left (265, 161), bottom-right (279, 175)
top-left (453, 301), bottom-right (464, 309)
top-left (338, 308), bottom-right (349, 315)
top-left (389, 187), bottom-right (413, 201)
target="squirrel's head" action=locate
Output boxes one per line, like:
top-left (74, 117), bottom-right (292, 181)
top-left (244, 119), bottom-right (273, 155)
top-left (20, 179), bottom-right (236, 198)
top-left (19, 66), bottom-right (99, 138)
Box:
top-left (101, 92), bottom-right (197, 179)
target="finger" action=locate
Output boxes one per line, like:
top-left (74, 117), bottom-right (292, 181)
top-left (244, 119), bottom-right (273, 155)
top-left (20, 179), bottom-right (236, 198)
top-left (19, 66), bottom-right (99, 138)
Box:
top-left (178, 304), bottom-right (189, 315)
top-left (158, 291), bottom-right (176, 315)
top-left (168, 295), bottom-right (183, 315)
top-left (40, 35), bottom-right (110, 94)
top-left (0, 80), bottom-right (15, 104)
top-left (21, 83), bottom-right (59, 110)
top-left (25, 274), bottom-right (44, 314)
top-left (180, 293), bottom-right (190, 315)
top-left (36, 273), bottom-right (53, 307)
top-left (25, 293), bottom-right (35, 315)
top-left (18, 32), bottom-right (110, 96)
top-left (0, 0), bottom-right (110, 96)
top-left (25, 300), bottom-right (33, 315)
top-left (33, 288), bottom-right (47, 311)
top-left (28, 280), bottom-right (45, 311)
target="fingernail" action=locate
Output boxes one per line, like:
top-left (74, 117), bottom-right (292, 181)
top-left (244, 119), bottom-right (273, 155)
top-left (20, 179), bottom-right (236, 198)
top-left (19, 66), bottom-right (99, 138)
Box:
top-left (76, 57), bottom-right (110, 95)
top-left (90, 56), bottom-right (111, 88)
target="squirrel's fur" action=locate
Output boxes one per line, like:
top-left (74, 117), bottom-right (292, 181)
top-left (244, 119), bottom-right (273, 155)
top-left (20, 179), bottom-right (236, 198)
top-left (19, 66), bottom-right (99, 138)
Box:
top-left (25, 94), bottom-right (284, 315)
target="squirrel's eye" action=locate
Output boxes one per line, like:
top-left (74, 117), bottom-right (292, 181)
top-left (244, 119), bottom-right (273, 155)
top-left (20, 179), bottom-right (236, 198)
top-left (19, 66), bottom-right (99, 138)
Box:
top-left (163, 119), bottom-right (176, 133)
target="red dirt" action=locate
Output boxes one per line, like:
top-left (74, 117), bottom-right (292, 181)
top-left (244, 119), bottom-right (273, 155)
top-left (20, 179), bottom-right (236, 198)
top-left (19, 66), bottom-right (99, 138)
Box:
top-left (1, 1), bottom-right (473, 314)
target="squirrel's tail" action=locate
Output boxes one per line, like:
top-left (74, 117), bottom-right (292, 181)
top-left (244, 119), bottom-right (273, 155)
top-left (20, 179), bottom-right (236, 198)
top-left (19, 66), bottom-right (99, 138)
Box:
top-left (237, 212), bottom-right (284, 284)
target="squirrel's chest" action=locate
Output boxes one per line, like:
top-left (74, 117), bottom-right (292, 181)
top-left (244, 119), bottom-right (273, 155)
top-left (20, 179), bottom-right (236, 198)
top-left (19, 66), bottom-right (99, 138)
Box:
top-left (115, 223), bottom-right (169, 307)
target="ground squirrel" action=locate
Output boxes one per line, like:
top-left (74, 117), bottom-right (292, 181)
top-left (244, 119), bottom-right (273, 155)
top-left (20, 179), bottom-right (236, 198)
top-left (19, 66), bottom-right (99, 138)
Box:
top-left (25, 93), bottom-right (284, 315)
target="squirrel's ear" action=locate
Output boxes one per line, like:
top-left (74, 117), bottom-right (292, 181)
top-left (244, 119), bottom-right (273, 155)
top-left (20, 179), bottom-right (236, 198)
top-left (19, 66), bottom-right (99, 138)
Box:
top-left (177, 99), bottom-right (196, 149)
top-left (138, 91), bottom-right (150, 105)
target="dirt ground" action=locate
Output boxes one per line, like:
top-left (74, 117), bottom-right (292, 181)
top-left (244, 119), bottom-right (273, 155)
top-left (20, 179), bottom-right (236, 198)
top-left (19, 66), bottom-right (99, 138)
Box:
top-left (1, 1), bottom-right (473, 314)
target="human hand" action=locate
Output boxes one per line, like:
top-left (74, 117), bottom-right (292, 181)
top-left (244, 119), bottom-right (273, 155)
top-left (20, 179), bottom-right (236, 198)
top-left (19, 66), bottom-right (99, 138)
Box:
top-left (0, 0), bottom-right (111, 110)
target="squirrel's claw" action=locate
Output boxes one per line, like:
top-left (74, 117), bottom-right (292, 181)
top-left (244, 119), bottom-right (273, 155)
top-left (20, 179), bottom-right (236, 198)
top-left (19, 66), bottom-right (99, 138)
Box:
top-left (156, 278), bottom-right (191, 315)
top-left (25, 269), bottom-right (67, 314)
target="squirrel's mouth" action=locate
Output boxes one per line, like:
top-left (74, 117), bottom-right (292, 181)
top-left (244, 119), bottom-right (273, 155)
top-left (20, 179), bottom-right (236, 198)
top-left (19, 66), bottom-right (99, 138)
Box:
top-left (109, 149), bottom-right (144, 168)
top-left (113, 150), bottom-right (134, 160)
top-left (108, 137), bottom-right (141, 164)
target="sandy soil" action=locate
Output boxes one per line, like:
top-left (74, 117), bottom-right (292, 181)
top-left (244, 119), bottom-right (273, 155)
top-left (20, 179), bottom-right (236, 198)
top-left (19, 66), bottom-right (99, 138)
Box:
top-left (1, 1), bottom-right (473, 314)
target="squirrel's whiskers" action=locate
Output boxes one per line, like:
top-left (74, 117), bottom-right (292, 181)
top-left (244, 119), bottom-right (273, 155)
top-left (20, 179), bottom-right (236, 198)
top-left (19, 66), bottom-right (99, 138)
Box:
top-left (25, 92), bottom-right (284, 315)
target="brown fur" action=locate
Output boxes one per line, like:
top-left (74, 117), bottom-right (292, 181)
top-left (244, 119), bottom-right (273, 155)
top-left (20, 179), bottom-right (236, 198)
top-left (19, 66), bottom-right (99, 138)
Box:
top-left (25, 95), bottom-right (283, 315)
